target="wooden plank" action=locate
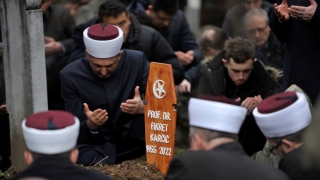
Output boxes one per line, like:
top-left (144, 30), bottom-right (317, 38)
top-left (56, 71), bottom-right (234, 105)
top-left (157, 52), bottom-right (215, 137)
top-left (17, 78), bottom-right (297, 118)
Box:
top-left (144, 62), bottom-right (177, 174)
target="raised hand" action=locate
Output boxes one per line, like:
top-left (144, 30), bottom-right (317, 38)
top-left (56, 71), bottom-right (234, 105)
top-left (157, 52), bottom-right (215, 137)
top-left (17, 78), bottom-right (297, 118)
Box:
top-left (120, 86), bottom-right (144, 114)
top-left (241, 97), bottom-right (259, 115)
top-left (0, 104), bottom-right (7, 115)
top-left (177, 79), bottom-right (191, 93)
top-left (288, 0), bottom-right (317, 22)
top-left (274, 0), bottom-right (290, 22)
top-left (44, 36), bottom-right (62, 56)
top-left (253, 95), bottom-right (263, 104)
top-left (175, 50), bottom-right (194, 66)
top-left (84, 103), bottom-right (108, 131)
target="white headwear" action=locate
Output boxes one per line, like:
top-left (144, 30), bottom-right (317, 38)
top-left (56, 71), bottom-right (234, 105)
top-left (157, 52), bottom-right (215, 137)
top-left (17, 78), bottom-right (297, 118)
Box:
top-left (83, 24), bottom-right (123, 58)
top-left (22, 111), bottom-right (80, 154)
top-left (189, 98), bottom-right (247, 134)
top-left (253, 92), bottom-right (311, 138)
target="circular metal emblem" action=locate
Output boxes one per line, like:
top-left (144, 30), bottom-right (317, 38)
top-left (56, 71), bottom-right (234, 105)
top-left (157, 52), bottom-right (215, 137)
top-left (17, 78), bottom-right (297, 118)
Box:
top-left (153, 80), bottom-right (166, 99)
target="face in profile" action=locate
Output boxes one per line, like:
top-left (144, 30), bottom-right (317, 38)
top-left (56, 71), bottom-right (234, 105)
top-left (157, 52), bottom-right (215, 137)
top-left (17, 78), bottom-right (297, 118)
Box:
top-left (87, 51), bottom-right (122, 78)
top-left (102, 12), bottom-right (131, 43)
top-left (223, 58), bottom-right (254, 86)
top-left (243, 0), bottom-right (263, 11)
top-left (245, 15), bottom-right (270, 46)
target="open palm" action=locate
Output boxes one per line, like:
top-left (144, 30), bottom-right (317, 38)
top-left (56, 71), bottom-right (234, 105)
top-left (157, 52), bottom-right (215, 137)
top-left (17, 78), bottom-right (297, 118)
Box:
top-left (274, 0), bottom-right (290, 22)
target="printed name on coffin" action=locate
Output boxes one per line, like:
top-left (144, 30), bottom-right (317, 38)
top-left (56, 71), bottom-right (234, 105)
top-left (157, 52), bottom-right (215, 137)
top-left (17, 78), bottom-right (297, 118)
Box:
top-left (151, 122), bottom-right (169, 132)
top-left (150, 133), bottom-right (169, 143)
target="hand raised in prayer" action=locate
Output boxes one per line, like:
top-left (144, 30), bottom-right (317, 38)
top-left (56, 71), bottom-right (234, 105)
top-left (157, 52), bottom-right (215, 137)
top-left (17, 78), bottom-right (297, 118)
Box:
top-left (273, 0), bottom-right (290, 22)
top-left (44, 36), bottom-right (62, 56)
top-left (176, 79), bottom-right (191, 93)
top-left (84, 103), bottom-right (108, 131)
top-left (241, 97), bottom-right (259, 115)
top-left (253, 95), bottom-right (263, 104)
top-left (175, 50), bottom-right (194, 66)
top-left (288, 0), bottom-right (317, 22)
top-left (0, 104), bottom-right (7, 115)
top-left (120, 86), bottom-right (144, 114)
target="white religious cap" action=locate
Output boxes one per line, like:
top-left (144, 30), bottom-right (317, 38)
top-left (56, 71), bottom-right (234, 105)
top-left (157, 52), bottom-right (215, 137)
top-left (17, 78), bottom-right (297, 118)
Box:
top-left (189, 95), bottom-right (247, 134)
top-left (22, 110), bottom-right (80, 154)
top-left (253, 92), bottom-right (311, 138)
top-left (83, 23), bottom-right (123, 58)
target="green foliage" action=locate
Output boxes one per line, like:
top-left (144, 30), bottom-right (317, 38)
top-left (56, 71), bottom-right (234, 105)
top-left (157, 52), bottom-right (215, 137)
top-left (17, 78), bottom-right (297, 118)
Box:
top-left (0, 167), bottom-right (15, 179)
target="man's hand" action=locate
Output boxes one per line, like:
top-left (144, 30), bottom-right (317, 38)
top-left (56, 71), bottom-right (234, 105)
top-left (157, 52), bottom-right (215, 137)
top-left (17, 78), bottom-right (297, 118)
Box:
top-left (44, 36), bottom-right (62, 56)
top-left (84, 103), bottom-right (108, 131)
top-left (241, 96), bottom-right (262, 115)
top-left (0, 104), bottom-right (7, 115)
top-left (176, 79), bottom-right (191, 93)
top-left (175, 50), bottom-right (194, 66)
top-left (274, 0), bottom-right (290, 22)
top-left (120, 86), bottom-right (144, 114)
top-left (253, 95), bottom-right (263, 104)
top-left (288, 0), bottom-right (317, 22)
top-left (241, 97), bottom-right (257, 115)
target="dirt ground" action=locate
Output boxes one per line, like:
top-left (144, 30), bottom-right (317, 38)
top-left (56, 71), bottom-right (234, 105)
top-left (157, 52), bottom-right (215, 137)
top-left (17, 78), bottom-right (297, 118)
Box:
top-left (0, 160), bottom-right (164, 180)
top-left (86, 160), bottom-right (164, 180)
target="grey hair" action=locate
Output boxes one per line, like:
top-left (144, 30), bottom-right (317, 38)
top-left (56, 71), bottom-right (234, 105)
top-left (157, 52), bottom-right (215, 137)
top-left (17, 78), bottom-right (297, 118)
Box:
top-left (243, 8), bottom-right (269, 25)
top-left (190, 126), bottom-right (237, 143)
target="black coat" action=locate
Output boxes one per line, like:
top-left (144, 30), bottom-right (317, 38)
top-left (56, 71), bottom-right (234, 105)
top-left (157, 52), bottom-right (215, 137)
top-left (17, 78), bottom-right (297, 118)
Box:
top-left (279, 146), bottom-right (320, 180)
top-left (61, 50), bottom-right (149, 164)
top-left (44, 5), bottom-right (75, 109)
top-left (69, 14), bottom-right (184, 85)
top-left (135, 10), bottom-right (202, 69)
top-left (166, 142), bottom-right (289, 180)
top-left (197, 51), bottom-right (277, 156)
top-left (268, 0), bottom-right (320, 104)
top-left (9, 156), bottom-right (111, 180)
top-left (256, 32), bottom-right (284, 70)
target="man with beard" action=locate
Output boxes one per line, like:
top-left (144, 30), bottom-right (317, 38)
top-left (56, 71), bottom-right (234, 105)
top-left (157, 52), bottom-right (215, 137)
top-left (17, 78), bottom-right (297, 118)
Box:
top-left (61, 23), bottom-right (149, 165)
top-left (254, 91), bottom-right (319, 180)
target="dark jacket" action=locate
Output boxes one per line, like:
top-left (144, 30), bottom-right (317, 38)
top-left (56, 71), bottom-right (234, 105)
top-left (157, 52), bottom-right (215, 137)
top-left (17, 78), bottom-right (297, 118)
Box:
top-left (61, 50), bottom-right (149, 164)
top-left (256, 32), bottom-right (284, 70)
top-left (69, 14), bottom-right (184, 84)
top-left (268, 0), bottom-right (320, 104)
top-left (10, 156), bottom-right (112, 180)
top-left (44, 5), bottom-right (75, 56)
top-left (44, 5), bottom-right (75, 110)
top-left (222, 1), bottom-right (272, 38)
top-left (198, 51), bottom-right (276, 156)
top-left (166, 142), bottom-right (289, 180)
top-left (279, 145), bottom-right (320, 180)
top-left (135, 10), bottom-right (202, 69)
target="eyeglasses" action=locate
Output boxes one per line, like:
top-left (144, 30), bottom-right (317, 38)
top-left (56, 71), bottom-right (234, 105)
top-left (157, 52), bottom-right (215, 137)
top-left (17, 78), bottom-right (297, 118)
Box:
top-left (246, 26), bottom-right (268, 35)
top-left (269, 140), bottom-right (282, 155)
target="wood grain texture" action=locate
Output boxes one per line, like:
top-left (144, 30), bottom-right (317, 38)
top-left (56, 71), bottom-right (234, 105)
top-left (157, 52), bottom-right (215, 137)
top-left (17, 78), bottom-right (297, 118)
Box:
top-left (144, 62), bottom-right (177, 174)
